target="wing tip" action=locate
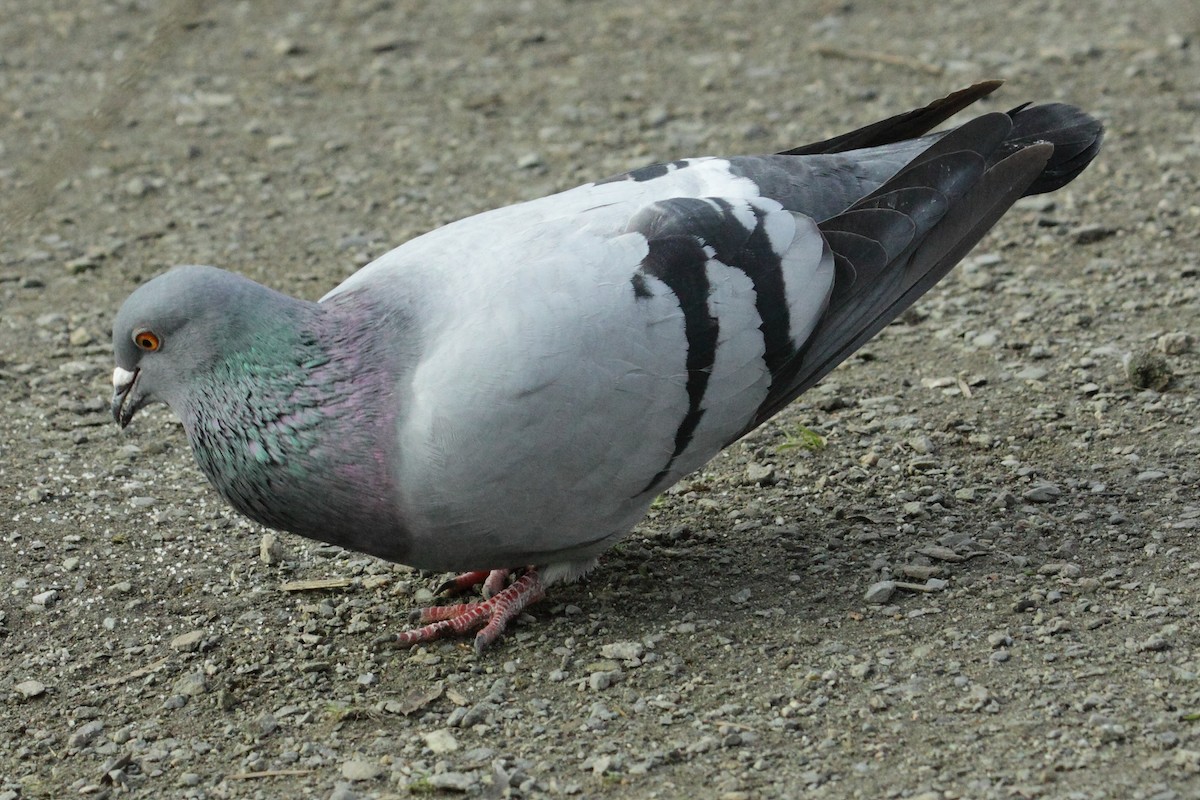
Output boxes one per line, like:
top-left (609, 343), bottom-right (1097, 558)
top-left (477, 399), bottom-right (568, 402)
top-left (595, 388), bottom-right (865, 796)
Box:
top-left (778, 79), bottom-right (1006, 156)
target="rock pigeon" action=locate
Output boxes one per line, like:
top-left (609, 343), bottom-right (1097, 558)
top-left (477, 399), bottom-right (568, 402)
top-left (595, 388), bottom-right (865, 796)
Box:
top-left (112, 81), bottom-right (1102, 652)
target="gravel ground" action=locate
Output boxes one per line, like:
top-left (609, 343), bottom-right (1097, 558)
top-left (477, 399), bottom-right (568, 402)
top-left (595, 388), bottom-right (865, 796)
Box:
top-left (2, 1), bottom-right (1200, 798)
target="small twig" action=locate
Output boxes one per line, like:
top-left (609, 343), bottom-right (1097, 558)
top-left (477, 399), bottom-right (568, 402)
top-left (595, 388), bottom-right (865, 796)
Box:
top-left (893, 580), bottom-right (943, 594)
top-left (279, 577), bottom-right (353, 592)
top-left (813, 44), bottom-right (944, 76)
top-left (957, 375), bottom-right (974, 398)
top-left (228, 769), bottom-right (315, 781)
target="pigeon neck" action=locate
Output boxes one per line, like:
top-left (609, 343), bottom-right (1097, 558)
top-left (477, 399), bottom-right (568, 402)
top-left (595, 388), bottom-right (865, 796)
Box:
top-left (181, 299), bottom-right (409, 558)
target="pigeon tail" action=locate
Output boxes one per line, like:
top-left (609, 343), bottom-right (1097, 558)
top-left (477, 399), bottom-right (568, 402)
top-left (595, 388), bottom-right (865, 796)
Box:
top-left (743, 99), bottom-right (1101, 431)
top-left (996, 101), bottom-right (1104, 195)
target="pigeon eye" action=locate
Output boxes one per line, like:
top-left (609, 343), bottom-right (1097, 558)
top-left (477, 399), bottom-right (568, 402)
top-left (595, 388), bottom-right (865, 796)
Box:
top-left (134, 330), bottom-right (161, 351)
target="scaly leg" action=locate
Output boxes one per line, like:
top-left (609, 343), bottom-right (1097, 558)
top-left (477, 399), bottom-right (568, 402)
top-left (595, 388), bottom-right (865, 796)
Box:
top-left (384, 567), bottom-right (545, 653)
top-left (434, 568), bottom-right (511, 598)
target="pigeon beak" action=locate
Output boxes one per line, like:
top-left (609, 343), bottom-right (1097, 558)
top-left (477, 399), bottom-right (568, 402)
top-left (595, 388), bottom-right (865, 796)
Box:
top-left (111, 366), bottom-right (144, 428)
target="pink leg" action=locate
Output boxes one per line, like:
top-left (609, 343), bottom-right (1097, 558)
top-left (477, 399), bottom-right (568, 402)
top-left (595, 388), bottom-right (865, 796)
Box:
top-left (482, 569), bottom-right (509, 597)
top-left (434, 568), bottom-right (510, 598)
top-left (435, 569), bottom-right (491, 595)
top-left (385, 567), bottom-right (545, 654)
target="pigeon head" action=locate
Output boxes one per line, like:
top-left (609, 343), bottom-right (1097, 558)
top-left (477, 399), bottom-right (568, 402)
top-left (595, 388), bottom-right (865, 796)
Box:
top-left (111, 264), bottom-right (409, 550)
top-left (111, 265), bottom-right (298, 428)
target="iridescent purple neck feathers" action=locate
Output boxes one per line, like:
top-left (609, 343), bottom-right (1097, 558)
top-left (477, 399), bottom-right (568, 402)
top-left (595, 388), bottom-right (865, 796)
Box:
top-left (179, 294), bottom-right (411, 562)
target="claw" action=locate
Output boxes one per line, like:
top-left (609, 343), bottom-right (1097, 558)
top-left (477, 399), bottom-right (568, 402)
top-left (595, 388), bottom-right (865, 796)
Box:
top-left (434, 569), bottom-right (492, 596)
top-left (385, 567), bottom-right (545, 653)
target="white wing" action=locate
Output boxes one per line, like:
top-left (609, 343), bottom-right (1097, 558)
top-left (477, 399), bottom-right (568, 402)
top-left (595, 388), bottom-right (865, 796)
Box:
top-left (349, 189), bottom-right (833, 570)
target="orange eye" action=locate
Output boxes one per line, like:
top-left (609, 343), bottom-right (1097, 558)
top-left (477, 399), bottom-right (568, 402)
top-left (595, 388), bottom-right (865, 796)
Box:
top-left (134, 330), bottom-right (161, 351)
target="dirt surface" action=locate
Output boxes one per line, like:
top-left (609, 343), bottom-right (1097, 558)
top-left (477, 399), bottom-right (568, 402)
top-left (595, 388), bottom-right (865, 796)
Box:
top-left (2, 1), bottom-right (1199, 798)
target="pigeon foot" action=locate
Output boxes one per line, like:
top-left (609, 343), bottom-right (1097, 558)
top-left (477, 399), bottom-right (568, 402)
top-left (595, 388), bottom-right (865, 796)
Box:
top-left (386, 567), bottom-right (545, 653)
top-left (435, 568), bottom-right (511, 598)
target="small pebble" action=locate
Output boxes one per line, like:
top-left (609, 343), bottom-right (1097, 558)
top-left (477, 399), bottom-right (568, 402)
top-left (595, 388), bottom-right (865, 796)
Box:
top-left (328, 783), bottom-right (361, 800)
top-left (430, 772), bottom-right (477, 791)
top-left (987, 632), bottom-right (1013, 648)
top-left (31, 590), bottom-right (58, 607)
top-left (422, 728), bottom-right (459, 754)
top-left (173, 671), bottom-right (208, 697)
top-left (865, 580), bottom-right (896, 603)
top-left (745, 462), bottom-right (776, 484)
top-left (170, 630), bottom-right (205, 652)
top-left (1016, 366), bottom-right (1049, 381)
top-left (1139, 636), bottom-right (1169, 652)
top-left (516, 152), bottom-right (543, 169)
top-left (267, 134), bottom-right (298, 151)
top-left (599, 641), bottom-right (645, 661)
top-left (1157, 332), bottom-right (1194, 355)
top-left (68, 720), bottom-right (104, 748)
top-left (901, 565), bottom-right (940, 580)
top-left (259, 532), bottom-right (283, 564)
top-left (341, 760), bottom-right (384, 781)
top-left (916, 545), bottom-right (963, 562)
top-left (589, 671), bottom-right (613, 691)
top-left (1071, 223), bottom-right (1117, 244)
top-left (1023, 484), bottom-right (1061, 503)
top-left (273, 37), bottom-right (302, 55)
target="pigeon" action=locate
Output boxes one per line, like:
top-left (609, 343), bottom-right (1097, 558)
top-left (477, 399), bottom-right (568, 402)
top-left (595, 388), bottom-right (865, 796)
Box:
top-left (112, 81), bottom-right (1102, 652)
